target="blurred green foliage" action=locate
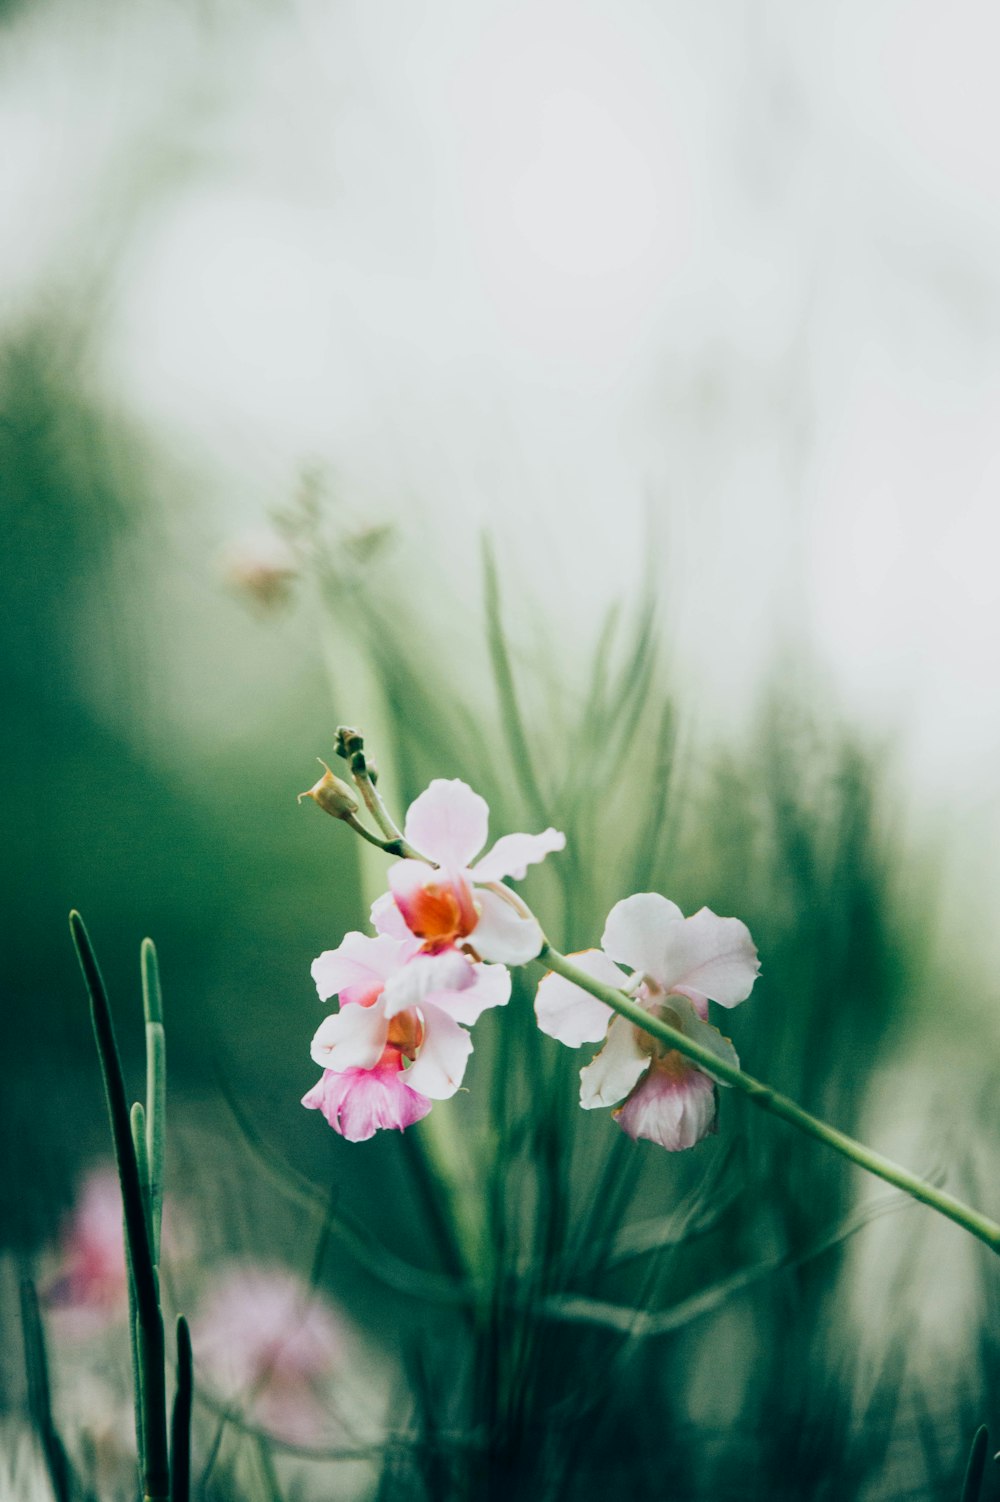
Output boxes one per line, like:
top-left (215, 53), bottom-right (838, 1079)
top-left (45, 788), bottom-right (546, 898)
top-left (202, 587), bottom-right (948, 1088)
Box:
top-left (3, 312), bottom-right (999, 1501)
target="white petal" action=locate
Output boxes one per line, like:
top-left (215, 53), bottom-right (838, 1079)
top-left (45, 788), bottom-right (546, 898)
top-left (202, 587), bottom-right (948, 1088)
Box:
top-left (667, 994), bottom-right (740, 1084)
top-left (370, 892), bottom-right (412, 939)
top-left (600, 893), bottom-right (685, 975)
top-left (311, 932), bottom-right (410, 1003)
top-left (430, 962), bottom-right (511, 1025)
top-left (309, 1002), bottom-right (388, 1072)
top-left (469, 828), bottom-right (566, 883)
top-left (657, 907), bottom-right (760, 1008)
top-left (579, 1016), bottom-right (649, 1110)
top-left (380, 950), bottom-right (475, 1019)
top-left (533, 949), bottom-right (625, 1047)
top-left (472, 887), bottom-right (544, 964)
top-left (403, 779), bottom-right (489, 867)
top-left (400, 1005), bottom-right (473, 1099)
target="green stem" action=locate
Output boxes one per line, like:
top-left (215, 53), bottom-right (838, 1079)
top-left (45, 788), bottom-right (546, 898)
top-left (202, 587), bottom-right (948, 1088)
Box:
top-left (537, 943), bottom-right (1000, 1257)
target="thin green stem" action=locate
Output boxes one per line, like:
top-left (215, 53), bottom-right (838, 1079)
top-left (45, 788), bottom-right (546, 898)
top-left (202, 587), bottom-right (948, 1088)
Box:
top-left (536, 943), bottom-right (1000, 1257)
top-left (341, 809), bottom-right (410, 856)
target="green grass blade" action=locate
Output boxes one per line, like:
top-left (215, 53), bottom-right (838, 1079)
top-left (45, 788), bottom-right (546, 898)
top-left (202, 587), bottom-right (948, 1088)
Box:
top-left (482, 538), bottom-right (548, 824)
top-left (69, 911), bottom-right (170, 1501)
top-left (960, 1426), bottom-right (988, 1502)
top-left (170, 1317), bottom-right (193, 1502)
top-left (19, 1278), bottom-right (75, 1502)
top-left (142, 938), bottom-right (166, 1264)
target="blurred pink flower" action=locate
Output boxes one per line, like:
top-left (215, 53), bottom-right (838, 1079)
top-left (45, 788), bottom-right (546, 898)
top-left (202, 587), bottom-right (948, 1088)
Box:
top-left (384, 779), bottom-right (564, 965)
top-left (193, 1264), bottom-right (346, 1444)
top-left (535, 893), bottom-right (759, 1150)
top-left (47, 1168), bottom-right (128, 1335)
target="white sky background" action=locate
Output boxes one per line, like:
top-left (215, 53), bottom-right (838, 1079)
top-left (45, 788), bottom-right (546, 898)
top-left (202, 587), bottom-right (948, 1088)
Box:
top-left (4, 0), bottom-right (1000, 953)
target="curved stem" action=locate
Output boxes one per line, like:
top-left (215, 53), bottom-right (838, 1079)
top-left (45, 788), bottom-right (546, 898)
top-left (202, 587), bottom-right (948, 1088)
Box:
top-left (536, 942), bottom-right (1000, 1257)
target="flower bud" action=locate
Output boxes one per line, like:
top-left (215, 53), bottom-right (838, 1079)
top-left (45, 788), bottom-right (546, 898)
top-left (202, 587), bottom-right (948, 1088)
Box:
top-left (298, 761), bottom-right (359, 819)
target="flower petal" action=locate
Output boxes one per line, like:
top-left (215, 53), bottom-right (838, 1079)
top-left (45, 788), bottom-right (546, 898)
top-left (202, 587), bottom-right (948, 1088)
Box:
top-left (472, 887), bottom-right (545, 964)
top-left (302, 1067), bottom-right (432, 1141)
top-left (600, 893), bottom-right (685, 975)
top-left (615, 1060), bottom-right (717, 1150)
top-left (657, 907), bottom-right (760, 1008)
top-left (311, 932), bottom-right (413, 1004)
top-left (370, 891), bottom-right (412, 939)
top-left (400, 1005), bottom-right (473, 1099)
top-left (469, 828), bottom-right (566, 883)
top-left (309, 1002), bottom-right (388, 1072)
top-left (380, 949), bottom-right (476, 1019)
top-left (403, 779), bottom-right (489, 867)
top-left (534, 949), bottom-right (625, 1046)
top-left (579, 1015), bottom-right (649, 1110)
top-left (430, 962), bottom-right (511, 1025)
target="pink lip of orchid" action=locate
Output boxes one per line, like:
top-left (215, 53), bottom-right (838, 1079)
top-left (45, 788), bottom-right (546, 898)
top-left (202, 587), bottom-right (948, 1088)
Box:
top-left (303, 929), bottom-right (511, 1141)
top-left (534, 893), bottom-right (759, 1151)
top-left (382, 778), bottom-right (565, 966)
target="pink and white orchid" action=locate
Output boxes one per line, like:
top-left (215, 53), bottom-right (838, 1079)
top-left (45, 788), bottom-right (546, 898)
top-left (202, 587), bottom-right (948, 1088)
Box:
top-left (384, 779), bottom-right (565, 965)
top-left (303, 929), bottom-right (510, 1141)
top-left (534, 893), bottom-right (759, 1150)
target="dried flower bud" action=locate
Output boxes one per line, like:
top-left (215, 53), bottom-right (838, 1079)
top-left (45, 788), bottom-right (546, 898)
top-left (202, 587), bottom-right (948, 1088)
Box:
top-left (298, 761), bottom-right (359, 819)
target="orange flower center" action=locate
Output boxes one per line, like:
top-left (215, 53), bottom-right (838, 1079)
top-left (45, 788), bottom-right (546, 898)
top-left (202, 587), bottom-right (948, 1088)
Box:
top-left (386, 1009), bottom-right (424, 1061)
top-left (405, 877), bottom-right (477, 949)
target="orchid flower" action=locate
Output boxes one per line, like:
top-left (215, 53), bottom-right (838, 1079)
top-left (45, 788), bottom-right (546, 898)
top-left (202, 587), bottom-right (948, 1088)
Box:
top-left (303, 929), bottom-right (510, 1141)
top-left (385, 779), bottom-right (565, 965)
top-left (534, 893), bottom-right (759, 1150)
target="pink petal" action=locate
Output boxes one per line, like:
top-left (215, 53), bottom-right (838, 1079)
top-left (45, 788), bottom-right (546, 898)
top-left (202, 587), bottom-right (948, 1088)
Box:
top-left (471, 887), bottom-right (544, 964)
top-left (380, 949), bottom-right (476, 1019)
top-left (534, 949), bottom-right (625, 1046)
top-left (370, 892), bottom-right (412, 939)
top-left (309, 1002), bottom-right (388, 1072)
top-left (469, 828), bottom-right (566, 883)
top-left (656, 907), bottom-right (760, 1008)
top-left (429, 962), bottom-right (511, 1026)
top-left (600, 893), bottom-right (684, 976)
top-left (387, 860), bottom-right (478, 945)
top-left (614, 1059), bottom-right (717, 1150)
top-left (311, 931), bottom-right (413, 1004)
top-left (400, 1004), bottom-right (474, 1099)
top-left (403, 779), bottom-right (489, 868)
top-left (579, 1015), bottom-right (650, 1109)
top-left (302, 1067), bottom-right (432, 1141)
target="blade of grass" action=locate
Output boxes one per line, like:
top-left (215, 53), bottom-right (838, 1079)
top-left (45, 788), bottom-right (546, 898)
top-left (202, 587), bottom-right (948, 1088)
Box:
top-left (142, 939), bottom-right (166, 1263)
top-left (69, 911), bottom-right (169, 1502)
top-left (960, 1426), bottom-right (988, 1502)
top-left (482, 538), bottom-right (547, 825)
top-left (170, 1317), bottom-right (193, 1502)
top-left (19, 1278), bottom-right (75, 1502)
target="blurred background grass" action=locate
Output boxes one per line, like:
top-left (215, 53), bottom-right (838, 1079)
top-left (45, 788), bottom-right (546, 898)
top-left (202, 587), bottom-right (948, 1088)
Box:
top-left (4, 1), bottom-right (1000, 1497)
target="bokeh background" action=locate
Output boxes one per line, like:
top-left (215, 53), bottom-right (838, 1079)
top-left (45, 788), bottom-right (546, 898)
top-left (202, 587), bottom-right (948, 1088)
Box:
top-left (4, 1), bottom-right (1000, 1497)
